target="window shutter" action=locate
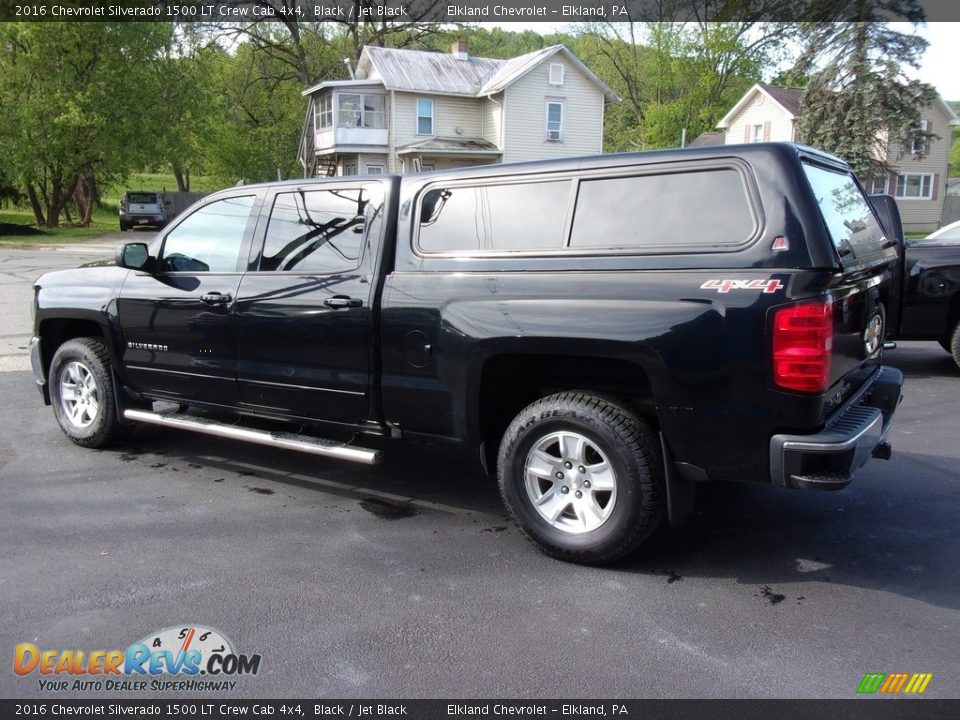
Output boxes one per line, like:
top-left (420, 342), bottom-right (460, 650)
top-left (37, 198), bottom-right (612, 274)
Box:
top-left (744, 124), bottom-right (750, 143)
top-left (889, 173), bottom-right (898, 196)
top-left (763, 121), bottom-right (771, 142)
top-left (925, 120), bottom-right (933, 155)
top-left (932, 173), bottom-right (939, 200)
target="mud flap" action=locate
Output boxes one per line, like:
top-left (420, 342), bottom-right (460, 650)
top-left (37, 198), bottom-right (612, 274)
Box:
top-left (661, 434), bottom-right (695, 527)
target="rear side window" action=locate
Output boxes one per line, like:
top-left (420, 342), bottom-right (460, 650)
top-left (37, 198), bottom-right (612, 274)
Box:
top-left (802, 163), bottom-right (887, 259)
top-left (569, 168), bottom-right (756, 251)
top-left (418, 181), bottom-right (571, 253)
top-left (260, 185), bottom-right (382, 273)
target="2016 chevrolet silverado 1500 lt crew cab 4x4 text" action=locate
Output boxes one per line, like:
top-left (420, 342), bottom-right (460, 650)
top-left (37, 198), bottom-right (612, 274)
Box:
top-left (30, 143), bottom-right (904, 564)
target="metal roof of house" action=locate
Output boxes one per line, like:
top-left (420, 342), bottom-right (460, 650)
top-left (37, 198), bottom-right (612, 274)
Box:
top-left (396, 137), bottom-right (502, 155)
top-left (306, 44), bottom-right (619, 102)
top-left (360, 46), bottom-right (502, 96)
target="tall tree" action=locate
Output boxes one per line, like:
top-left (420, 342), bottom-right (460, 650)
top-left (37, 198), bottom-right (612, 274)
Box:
top-left (792, 7), bottom-right (936, 178)
top-left (0, 23), bottom-right (172, 226)
top-left (578, 18), bottom-right (791, 150)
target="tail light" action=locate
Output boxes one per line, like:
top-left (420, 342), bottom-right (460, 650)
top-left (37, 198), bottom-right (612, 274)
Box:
top-left (772, 299), bottom-right (833, 393)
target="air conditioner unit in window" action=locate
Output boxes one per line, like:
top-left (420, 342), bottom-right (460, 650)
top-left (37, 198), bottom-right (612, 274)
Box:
top-left (547, 130), bottom-right (561, 142)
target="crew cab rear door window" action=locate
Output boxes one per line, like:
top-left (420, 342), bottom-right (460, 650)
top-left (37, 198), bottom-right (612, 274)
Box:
top-left (802, 162), bottom-right (887, 261)
top-left (569, 167), bottom-right (756, 252)
top-left (418, 180), bottom-right (571, 253)
top-left (259, 186), bottom-right (378, 272)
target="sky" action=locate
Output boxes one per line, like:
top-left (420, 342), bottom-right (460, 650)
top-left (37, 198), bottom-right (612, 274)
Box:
top-left (907, 23), bottom-right (959, 101)
top-left (493, 21), bottom-right (960, 102)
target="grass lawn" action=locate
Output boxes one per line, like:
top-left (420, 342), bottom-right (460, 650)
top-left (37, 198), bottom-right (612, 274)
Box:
top-left (0, 209), bottom-right (119, 245)
top-left (1, 172), bottom-right (221, 246)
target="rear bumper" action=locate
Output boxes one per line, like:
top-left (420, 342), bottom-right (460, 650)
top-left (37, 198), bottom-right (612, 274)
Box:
top-left (770, 366), bottom-right (903, 490)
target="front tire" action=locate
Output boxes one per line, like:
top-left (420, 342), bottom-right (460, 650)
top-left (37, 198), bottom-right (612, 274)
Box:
top-left (49, 337), bottom-right (123, 448)
top-left (497, 392), bottom-right (665, 565)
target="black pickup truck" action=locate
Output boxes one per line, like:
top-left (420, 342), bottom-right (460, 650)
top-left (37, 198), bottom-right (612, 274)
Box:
top-left (868, 195), bottom-right (960, 369)
top-left (30, 143), bottom-right (904, 564)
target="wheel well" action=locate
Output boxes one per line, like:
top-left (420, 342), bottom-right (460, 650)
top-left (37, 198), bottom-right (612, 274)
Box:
top-left (39, 319), bottom-right (104, 374)
top-left (478, 353), bottom-right (656, 464)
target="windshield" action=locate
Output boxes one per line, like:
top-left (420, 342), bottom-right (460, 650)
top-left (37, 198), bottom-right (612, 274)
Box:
top-left (802, 163), bottom-right (887, 261)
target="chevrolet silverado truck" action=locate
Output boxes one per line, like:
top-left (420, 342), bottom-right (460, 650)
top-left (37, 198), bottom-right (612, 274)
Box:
top-left (869, 194), bottom-right (960, 370)
top-left (30, 143), bottom-right (904, 564)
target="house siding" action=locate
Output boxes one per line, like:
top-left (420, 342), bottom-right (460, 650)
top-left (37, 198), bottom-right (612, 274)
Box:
top-left (482, 94), bottom-right (502, 146)
top-left (724, 93), bottom-right (795, 145)
top-left (881, 105), bottom-right (953, 232)
top-left (502, 56), bottom-right (604, 163)
top-left (393, 92), bottom-right (484, 148)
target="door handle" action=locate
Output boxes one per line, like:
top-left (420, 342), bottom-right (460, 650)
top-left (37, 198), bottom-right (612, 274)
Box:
top-left (201, 292), bottom-right (233, 305)
top-left (324, 296), bottom-right (363, 309)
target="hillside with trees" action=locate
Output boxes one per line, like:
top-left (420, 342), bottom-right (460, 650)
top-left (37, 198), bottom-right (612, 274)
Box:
top-left (0, 14), bottom-right (940, 229)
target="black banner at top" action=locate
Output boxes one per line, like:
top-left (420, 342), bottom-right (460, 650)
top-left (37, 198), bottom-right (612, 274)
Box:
top-left (3, 0), bottom-right (960, 23)
top-left (1, 700), bottom-right (959, 720)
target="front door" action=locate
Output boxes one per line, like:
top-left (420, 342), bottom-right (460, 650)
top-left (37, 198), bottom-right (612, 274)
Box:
top-left (233, 182), bottom-right (384, 425)
top-left (117, 193), bottom-right (259, 405)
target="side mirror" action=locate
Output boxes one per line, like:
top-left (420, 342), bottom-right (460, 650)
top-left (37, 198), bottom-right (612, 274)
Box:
top-left (115, 242), bottom-right (151, 271)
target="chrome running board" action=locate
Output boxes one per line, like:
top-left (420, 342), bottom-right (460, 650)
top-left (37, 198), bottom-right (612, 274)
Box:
top-left (123, 409), bottom-right (381, 465)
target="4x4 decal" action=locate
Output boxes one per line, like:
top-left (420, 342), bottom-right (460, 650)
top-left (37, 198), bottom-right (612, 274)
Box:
top-left (700, 279), bottom-right (784, 294)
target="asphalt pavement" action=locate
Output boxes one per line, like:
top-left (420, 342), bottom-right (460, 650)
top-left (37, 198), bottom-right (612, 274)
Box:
top-left (1, 243), bottom-right (958, 699)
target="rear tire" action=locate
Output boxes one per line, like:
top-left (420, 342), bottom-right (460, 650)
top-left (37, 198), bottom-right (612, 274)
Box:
top-left (949, 322), bottom-right (960, 370)
top-left (497, 392), bottom-right (665, 565)
top-left (49, 337), bottom-right (123, 448)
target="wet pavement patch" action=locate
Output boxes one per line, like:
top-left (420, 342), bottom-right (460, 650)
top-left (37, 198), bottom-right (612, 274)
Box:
top-left (247, 487), bottom-right (275, 495)
top-left (758, 585), bottom-right (786, 604)
top-left (481, 526), bottom-right (508, 533)
top-left (360, 497), bottom-right (416, 520)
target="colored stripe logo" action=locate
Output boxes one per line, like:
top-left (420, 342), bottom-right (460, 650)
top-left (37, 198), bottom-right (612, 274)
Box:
top-left (857, 672), bottom-right (933, 694)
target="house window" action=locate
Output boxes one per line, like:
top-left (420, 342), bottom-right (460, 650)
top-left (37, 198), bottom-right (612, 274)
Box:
top-left (549, 63), bottom-right (564, 86)
top-left (343, 163), bottom-right (358, 176)
top-left (337, 93), bottom-right (386, 129)
top-left (911, 136), bottom-right (928, 155)
top-left (546, 101), bottom-right (564, 143)
top-left (868, 176), bottom-right (888, 195)
top-left (895, 173), bottom-right (934, 200)
top-left (366, 165), bottom-right (384, 175)
top-left (751, 124), bottom-right (764, 143)
top-left (416, 98), bottom-right (434, 136)
top-left (315, 95), bottom-right (333, 130)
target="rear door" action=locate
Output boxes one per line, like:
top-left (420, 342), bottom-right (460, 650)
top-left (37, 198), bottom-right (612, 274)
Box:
top-left (117, 192), bottom-right (260, 404)
top-left (232, 181), bottom-right (385, 425)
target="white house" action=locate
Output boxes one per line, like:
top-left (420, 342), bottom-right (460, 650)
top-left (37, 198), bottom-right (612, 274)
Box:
top-left (715, 83), bottom-right (960, 233)
top-left (297, 42), bottom-right (619, 178)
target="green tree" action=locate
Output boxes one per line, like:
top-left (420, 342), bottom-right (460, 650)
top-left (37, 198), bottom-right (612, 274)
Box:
top-left (0, 23), bottom-right (172, 226)
top-left (792, 11), bottom-right (937, 178)
top-left (577, 19), bottom-right (789, 151)
top-left (200, 42), bottom-right (305, 184)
